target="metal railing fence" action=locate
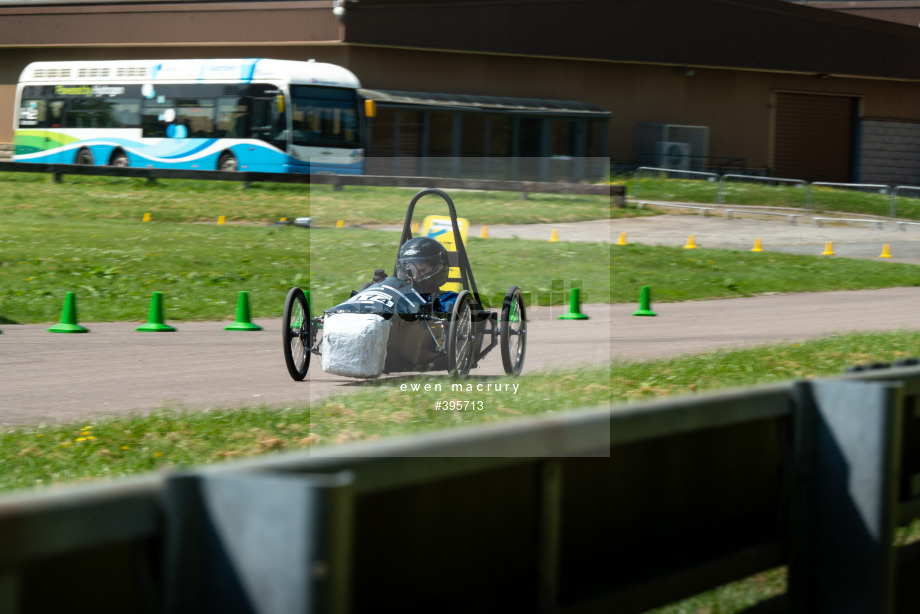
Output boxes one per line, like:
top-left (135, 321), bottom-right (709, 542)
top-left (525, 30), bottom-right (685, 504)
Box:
top-left (717, 174), bottom-right (807, 206)
top-left (806, 181), bottom-right (890, 216)
top-left (3, 362), bottom-right (920, 612)
top-left (632, 166), bottom-right (720, 200)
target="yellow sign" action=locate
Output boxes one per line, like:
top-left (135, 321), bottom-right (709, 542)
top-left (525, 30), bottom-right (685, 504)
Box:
top-left (420, 215), bottom-right (469, 292)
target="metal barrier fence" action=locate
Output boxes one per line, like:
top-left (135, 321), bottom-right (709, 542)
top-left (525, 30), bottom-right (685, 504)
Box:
top-left (890, 185), bottom-right (920, 220)
top-left (632, 167), bottom-right (920, 221)
top-left (632, 166), bottom-right (720, 200)
top-left (3, 363), bottom-right (920, 613)
top-left (806, 181), bottom-right (890, 216)
top-left (717, 174), bottom-right (808, 206)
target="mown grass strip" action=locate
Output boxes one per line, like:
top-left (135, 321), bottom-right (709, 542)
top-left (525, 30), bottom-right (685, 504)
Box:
top-left (0, 172), bottom-right (621, 225)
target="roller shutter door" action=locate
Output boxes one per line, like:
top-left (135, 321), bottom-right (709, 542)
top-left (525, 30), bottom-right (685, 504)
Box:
top-left (773, 93), bottom-right (856, 183)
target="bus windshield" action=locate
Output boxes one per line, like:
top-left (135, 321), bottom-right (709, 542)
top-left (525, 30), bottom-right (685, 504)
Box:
top-left (291, 85), bottom-right (360, 149)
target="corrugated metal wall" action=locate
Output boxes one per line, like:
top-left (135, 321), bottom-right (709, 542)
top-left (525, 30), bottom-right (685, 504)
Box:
top-left (860, 119), bottom-right (920, 185)
top-left (773, 92), bottom-right (856, 183)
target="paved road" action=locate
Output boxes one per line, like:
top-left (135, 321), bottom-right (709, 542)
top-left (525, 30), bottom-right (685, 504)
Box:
top-left (2, 287), bottom-right (919, 426)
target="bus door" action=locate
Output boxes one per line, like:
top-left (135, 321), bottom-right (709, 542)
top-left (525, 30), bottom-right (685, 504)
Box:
top-left (248, 84), bottom-right (289, 153)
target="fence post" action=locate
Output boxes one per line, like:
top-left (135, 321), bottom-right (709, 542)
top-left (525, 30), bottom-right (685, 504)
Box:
top-left (164, 470), bottom-right (354, 614)
top-left (788, 379), bottom-right (902, 614)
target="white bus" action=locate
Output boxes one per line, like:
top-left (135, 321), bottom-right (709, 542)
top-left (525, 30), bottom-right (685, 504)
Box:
top-left (13, 58), bottom-right (366, 174)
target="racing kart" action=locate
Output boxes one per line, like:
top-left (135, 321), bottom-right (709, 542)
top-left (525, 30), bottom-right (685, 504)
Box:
top-left (282, 188), bottom-right (527, 380)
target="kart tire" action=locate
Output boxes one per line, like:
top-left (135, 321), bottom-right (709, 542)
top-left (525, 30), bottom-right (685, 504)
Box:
top-left (500, 286), bottom-right (527, 376)
top-left (447, 290), bottom-right (474, 379)
top-left (283, 287), bottom-right (311, 381)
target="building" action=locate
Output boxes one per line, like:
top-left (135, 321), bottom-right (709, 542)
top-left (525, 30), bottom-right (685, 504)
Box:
top-left (4, 0), bottom-right (920, 183)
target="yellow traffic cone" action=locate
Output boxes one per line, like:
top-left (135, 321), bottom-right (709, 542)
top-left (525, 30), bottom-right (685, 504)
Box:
top-left (336, 220), bottom-right (345, 228)
top-left (684, 235), bottom-right (697, 249)
top-left (481, 225), bottom-right (489, 238)
top-left (617, 232), bottom-right (627, 246)
top-left (751, 238), bottom-right (763, 252)
top-left (142, 212), bottom-right (151, 222)
top-left (218, 215), bottom-right (226, 225)
top-left (550, 229), bottom-right (559, 242)
top-left (821, 241), bottom-right (835, 256)
top-left (879, 244), bottom-right (892, 258)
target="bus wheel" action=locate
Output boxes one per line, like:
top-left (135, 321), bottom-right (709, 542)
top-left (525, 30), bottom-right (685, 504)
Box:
top-left (75, 149), bottom-right (94, 165)
top-left (218, 152), bottom-right (238, 172)
top-left (109, 150), bottom-right (129, 167)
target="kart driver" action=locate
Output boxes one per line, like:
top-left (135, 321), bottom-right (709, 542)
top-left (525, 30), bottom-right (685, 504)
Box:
top-left (395, 236), bottom-right (458, 312)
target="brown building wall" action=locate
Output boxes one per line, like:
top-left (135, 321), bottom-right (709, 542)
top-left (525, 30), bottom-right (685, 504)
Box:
top-left (345, 46), bottom-right (920, 172)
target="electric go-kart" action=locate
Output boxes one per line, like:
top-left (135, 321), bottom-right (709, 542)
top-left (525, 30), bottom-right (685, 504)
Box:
top-left (282, 188), bottom-right (526, 380)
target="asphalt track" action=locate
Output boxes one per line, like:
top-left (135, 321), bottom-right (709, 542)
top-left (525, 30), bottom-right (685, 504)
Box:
top-left (3, 210), bottom-right (920, 426)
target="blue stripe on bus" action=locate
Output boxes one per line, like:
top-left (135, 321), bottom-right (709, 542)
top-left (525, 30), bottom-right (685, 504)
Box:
top-left (157, 140), bottom-right (218, 160)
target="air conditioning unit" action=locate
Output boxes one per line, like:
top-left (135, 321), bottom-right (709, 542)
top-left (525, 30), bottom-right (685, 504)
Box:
top-left (655, 141), bottom-right (693, 170)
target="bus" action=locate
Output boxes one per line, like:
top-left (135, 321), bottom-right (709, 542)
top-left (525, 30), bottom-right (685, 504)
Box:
top-left (13, 58), bottom-right (366, 174)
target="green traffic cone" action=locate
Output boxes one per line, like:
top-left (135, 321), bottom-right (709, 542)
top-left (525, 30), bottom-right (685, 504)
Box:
top-left (225, 291), bottom-right (262, 331)
top-left (49, 291), bottom-right (90, 333)
top-left (632, 285), bottom-right (657, 317)
top-left (137, 291), bottom-right (176, 332)
top-left (559, 287), bottom-right (589, 320)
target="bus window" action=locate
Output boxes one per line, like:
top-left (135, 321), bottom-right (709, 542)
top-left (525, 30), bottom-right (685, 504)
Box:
top-left (141, 97), bottom-right (173, 138)
top-left (176, 99), bottom-right (215, 137)
top-left (290, 85), bottom-right (360, 149)
top-left (217, 98), bottom-right (247, 138)
top-left (67, 98), bottom-right (117, 129)
top-left (110, 101), bottom-right (141, 128)
top-left (18, 98), bottom-right (47, 128)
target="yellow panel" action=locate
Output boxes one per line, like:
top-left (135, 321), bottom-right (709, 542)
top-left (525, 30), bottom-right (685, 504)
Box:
top-left (419, 215), bottom-right (468, 292)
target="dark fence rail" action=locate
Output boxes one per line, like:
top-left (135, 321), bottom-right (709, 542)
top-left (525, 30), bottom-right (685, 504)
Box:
top-left (0, 162), bottom-right (625, 206)
top-left (3, 363), bottom-right (920, 613)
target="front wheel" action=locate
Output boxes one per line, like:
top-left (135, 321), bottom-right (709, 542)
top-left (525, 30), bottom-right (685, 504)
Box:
top-left (447, 290), bottom-right (474, 379)
top-left (282, 287), bottom-right (311, 381)
top-left (500, 286), bottom-right (527, 376)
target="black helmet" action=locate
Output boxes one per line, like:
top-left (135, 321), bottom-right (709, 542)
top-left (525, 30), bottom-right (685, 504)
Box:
top-left (396, 236), bottom-right (449, 293)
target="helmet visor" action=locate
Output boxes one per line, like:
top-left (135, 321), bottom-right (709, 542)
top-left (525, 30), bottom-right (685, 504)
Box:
top-left (396, 260), bottom-right (436, 284)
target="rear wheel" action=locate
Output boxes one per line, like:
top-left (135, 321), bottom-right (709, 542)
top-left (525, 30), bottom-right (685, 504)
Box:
top-left (109, 150), bottom-right (129, 167)
top-left (447, 290), bottom-right (474, 379)
top-left (500, 286), bottom-right (527, 376)
top-left (282, 287), bottom-right (311, 381)
top-left (218, 151), bottom-right (238, 172)
top-left (75, 148), bottom-right (94, 165)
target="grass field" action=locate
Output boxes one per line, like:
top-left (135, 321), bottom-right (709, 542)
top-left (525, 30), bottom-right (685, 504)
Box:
top-left (4, 213), bottom-right (920, 323)
top-left (0, 172), bottom-right (621, 225)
